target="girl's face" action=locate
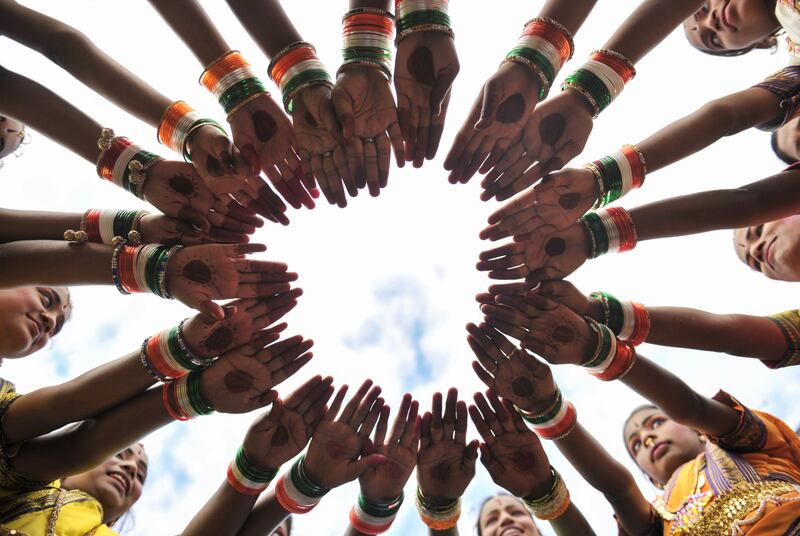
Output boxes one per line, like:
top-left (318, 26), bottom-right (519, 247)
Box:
top-left (478, 495), bottom-right (541, 536)
top-left (0, 287), bottom-right (71, 359)
top-left (0, 116), bottom-right (25, 159)
top-left (624, 408), bottom-right (705, 486)
top-left (683, 0), bottom-right (779, 53)
top-left (775, 117), bottom-right (800, 163)
top-left (734, 215), bottom-right (800, 281)
top-left (62, 445), bottom-right (148, 524)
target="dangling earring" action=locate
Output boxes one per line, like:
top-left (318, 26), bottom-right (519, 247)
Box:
top-left (646, 474), bottom-right (665, 490)
top-left (699, 435), bottom-right (707, 444)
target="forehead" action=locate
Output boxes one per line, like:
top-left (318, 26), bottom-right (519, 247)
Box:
top-left (682, 19), bottom-right (708, 51)
top-left (482, 495), bottom-right (524, 515)
top-left (733, 228), bottom-right (748, 262)
top-left (624, 407), bottom-right (661, 438)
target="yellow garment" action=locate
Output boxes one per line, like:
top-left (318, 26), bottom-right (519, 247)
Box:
top-left (776, 0), bottom-right (800, 65)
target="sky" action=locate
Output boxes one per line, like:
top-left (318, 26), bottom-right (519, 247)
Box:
top-left (2, 1), bottom-right (800, 535)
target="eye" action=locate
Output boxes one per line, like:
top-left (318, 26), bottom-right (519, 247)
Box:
top-left (485, 515), bottom-right (498, 526)
top-left (710, 32), bottom-right (721, 48)
top-left (137, 471), bottom-right (146, 484)
top-left (652, 418), bottom-right (664, 429)
top-left (511, 509), bottom-right (527, 517)
top-left (755, 224), bottom-right (763, 238)
top-left (632, 439), bottom-right (641, 454)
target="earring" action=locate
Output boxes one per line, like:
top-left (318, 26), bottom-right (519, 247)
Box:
top-left (699, 435), bottom-right (707, 444)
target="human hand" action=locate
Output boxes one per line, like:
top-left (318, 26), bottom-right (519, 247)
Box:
top-left (304, 379), bottom-right (387, 489)
top-left (201, 331), bottom-right (313, 414)
top-left (444, 62), bottom-right (541, 185)
top-left (242, 375), bottom-right (335, 471)
top-left (530, 280), bottom-right (601, 320)
top-left (480, 167), bottom-right (598, 241)
top-left (359, 393), bottom-right (420, 502)
top-left (395, 32), bottom-right (459, 166)
top-left (469, 390), bottom-right (554, 498)
top-left (332, 66), bottom-right (404, 196)
top-left (416, 388), bottom-right (479, 504)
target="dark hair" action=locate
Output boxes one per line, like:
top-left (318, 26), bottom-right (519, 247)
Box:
top-left (475, 494), bottom-right (539, 535)
top-left (771, 130), bottom-right (797, 165)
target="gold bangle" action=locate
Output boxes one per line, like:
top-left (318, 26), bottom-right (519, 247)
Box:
top-left (395, 25), bottom-right (454, 44)
top-left (97, 128), bottom-right (116, 151)
top-left (128, 210), bottom-right (149, 245)
top-left (225, 92), bottom-right (270, 122)
top-left (504, 56), bottom-right (550, 98)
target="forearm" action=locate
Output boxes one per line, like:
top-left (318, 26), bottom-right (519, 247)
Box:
top-left (647, 307), bottom-right (786, 363)
top-left (539, 0), bottom-right (598, 36)
top-left (0, 65), bottom-right (100, 162)
top-left (549, 502), bottom-right (595, 536)
top-left (184, 480), bottom-right (259, 536)
top-left (0, 241), bottom-right (111, 288)
top-left (351, 0), bottom-right (391, 10)
top-left (630, 170), bottom-right (800, 241)
top-left (148, 0), bottom-right (231, 66)
top-left (0, 208), bottom-right (81, 243)
top-left (430, 529), bottom-right (457, 536)
top-left (236, 489), bottom-right (291, 536)
top-left (225, 0), bottom-right (303, 56)
top-left (4, 351), bottom-right (155, 444)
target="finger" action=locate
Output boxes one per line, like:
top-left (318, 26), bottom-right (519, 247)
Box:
top-left (443, 125), bottom-right (472, 174)
top-left (388, 393), bottom-right (412, 444)
top-left (430, 391), bottom-right (443, 441)
top-left (339, 379), bottom-right (373, 423)
top-left (397, 94), bottom-right (412, 149)
top-left (471, 360), bottom-right (495, 389)
top-left (304, 383), bottom-right (335, 430)
top-left (325, 385), bottom-right (349, 421)
top-left (332, 87), bottom-right (356, 141)
top-left (346, 138), bottom-right (366, 190)
top-left (399, 400), bottom-right (420, 448)
top-left (442, 387), bottom-right (457, 439)
top-left (475, 81), bottom-right (500, 130)
top-left (388, 120), bottom-right (405, 168)
top-left (476, 254), bottom-right (526, 272)
top-left (333, 145), bottom-right (357, 198)
top-left (481, 143), bottom-right (526, 188)
top-left (488, 266), bottom-right (530, 280)
top-left (404, 105), bottom-right (419, 164)
top-left (413, 107), bottom-right (430, 168)
top-left (376, 133), bottom-right (391, 189)
top-left (461, 137), bottom-right (494, 184)
top-left (480, 303), bottom-right (528, 327)
top-left (263, 338), bottom-right (314, 369)
top-left (468, 403), bottom-right (494, 444)
top-left (199, 300), bottom-right (225, 322)
top-left (449, 133), bottom-right (483, 184)
top-left (419, 411), bottom-right (432, 449)
top-left (363, 139), bottom-right (380, 197)
top-left (486, 389), bottom-right (514, 433)
top-left (270, 351), bottom-right (313, 385)
top-left (322, 154), bottom-right (347, 208)
top-left (286, 374), bottom-right (325, 411)
top-left (352, 385), bottom-right (383, 427)
top-left (488, 281), bottom-right (535, 297)
top-left (479, 242), bottom-right (522, 261)
top-left (473, 392), bottom-right (503, 435)
top-left (427, 91), bottom-right (450, 160)
top-left (486, 189), bottom-right (537, 226)
top-left (454, 400), bottom-right (468, 445)
top-left (358, 396), bottom-right (384, 437)
top-left (310, 154), bottom-right (334, 205)
top-left (348, 453), bottom-right (388, 482)
top-left (483, 318), bottom-right (527, 347)
top-left (374, 402), bottom-right (391, 446)
top-left (429, 67), bottom-right (457, 118)
top-left (503, 399), bottom-right (530, 434)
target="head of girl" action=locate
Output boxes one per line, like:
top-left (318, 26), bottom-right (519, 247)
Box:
top-left (271, 517), bottom-right (292, 536)
top-left (772, 117), bottom-right (800, 165)
top-left (682, 0), bottom-right (780, 56)
top-left (734, 217), bottom-right (800, 281)
top-left (476, 493), bottom-right (542, 536)
top-left (0, 286), bottom-right (72, 360)
top-left (61, 444), bottom-right (148, 524)
top-left (623, 405), bottom-right (706, 487)
top-left (0, 115), bottom-right (27, 161)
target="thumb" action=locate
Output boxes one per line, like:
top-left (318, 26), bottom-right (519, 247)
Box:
top-left (429, 68), bottom-right (457, 117)
top-left (177, 207), bottom-right (211, 233)
top-left (348, 453), bottom-right (388, 481)
top-left (475, 82), bottom-right (501, 130)
top-left (331, 88), bottom-right (356, 141)
top-left (199, 300), bottom-right (225, 322)
top-left (465, 439), bottom-right (480, 464)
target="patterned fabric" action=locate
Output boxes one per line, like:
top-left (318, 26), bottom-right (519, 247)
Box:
top-left (753, 66), bottom-right (800, 131)
top-left (0, 379), bottom-right (47, 493)
top-left (710, 392), bottom-right (768, 453)
top-left (776, 1), bottom-right (800, 66)
top-left (765, 310), bottom-right (800, 369)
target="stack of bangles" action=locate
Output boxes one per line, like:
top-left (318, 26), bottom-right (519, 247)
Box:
top-left (395, 0), bottom-right (454, 43)
top-left (520, 466), bottom-right (571, 520)
top-left (415, 487), bottom-right (461, 530)
top-left (64, 209), bottom-right (149, 245)
top-left (349, 492), bottom-right (404, 534)
top-left (96, 128), bottom-right (163, 199)
top-left (275, 455), bottom-right (331, 514)
top-left (268, 42), bottom-right (333, 113)
top-left (582, 318), bottom-right (637, 381)
top-left (200, 51), bottom-right (269, 119)
top-left (590, 291), bottom-right (650, 346)
top-left (504, 16), bottom-right (574, 100)
top-left (580, 206), bottom-right (637, 258)
top-left (562, 49), bottom-right (636, 117)
top-left (339, 8), bottom-right (395, 80)
top-left (111, 240), bottom-right (181, 298)
top-left (162, 371), bottom-right (214, 421)
top-left (766, 310), bottom-right (800, 368)
top-left (157, 100), bottom-right (227, 162)
top-left (516, 389), bottom-right (577, 440)
top-left (139, 321), bottom-right (214, 382)
top-left (585, 144), bottom-right (647, 208)
top-left (227, 445), bottom-right (279, 496)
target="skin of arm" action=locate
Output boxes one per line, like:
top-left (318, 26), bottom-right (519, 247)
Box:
top-left (0, 241), bottom-right (112, 288)
top-left (0, 209), bottom-right (81, 243)
top-left (224, 0), bottom-right (302, 55)
top-left (147, 0), bottom-right (230, 66)
top-left (539, 0), bottom-right (598, 36)
top-left (236, 491), bottom-right (291, 536)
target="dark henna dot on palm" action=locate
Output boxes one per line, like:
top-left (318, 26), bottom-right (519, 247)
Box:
top-left (544, 237), bottom-right (566, 256)
top-left (539, 114), bottom-right (566, 145)
top-left (552, 325), bottom-right (575, 343)
top-left (431, 462), bottom-right (451, 482)
top-left (304, 112), bottom-right (318, 127)
top-left (325, 440), bottom-right (344, 459)
top-left (496, 94), bottom-right (525, 124)
top-left (168, 174), bottom-right (196, 196)
top-left (511, 377), bottom-right (535, 397)
top-left (224, 369), bottom-right (254, 393)
top-left (511, 451), bottom-right (536, 471)
top-left (206, 155), bottom-right (224, 177)
top-left (206, 326), bottom-right (234, 352)
top-left (183, 260), bottom-right (213, 284)
top-left (408, 46), bottom-right (435, 86)
top-left (559, 193), bottom-right (581, 209)
top-left (254, 111), bottom-right (277, 142)
top-left (271, 425), bottom-right (289, 446)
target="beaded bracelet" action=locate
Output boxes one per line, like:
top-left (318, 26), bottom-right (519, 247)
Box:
top-left (162, 371), bottom-right (214, 421)
top-left (157, 100), bottom-right (227, 162)
top-left (140, 322), bottom-right (213, 381)
top-left (766, 309), bottom-right (800, 368)
top-left (562, 49), bottom-right (635, 117)
top-left (521, 466), bottom-right (571, 520)
top-left (395, 0), bottom-right (454, 44)
top-left (96, 129), bottom-right (163, 199)
top-left (583, 318), bottom-right (637, 381)
top-left (415, 487), bottom-right (461, 530)
top-left (268, 42), bottom-right (334, 113)
top-left (516, 389), bottom-right (576, 440)
top-left (201, 51), bottom-right (270, 117)
top-left (65, 209), bottom-right (149, 245)
top-left (227, 445), bottom-right (279, 496)
top-left (589, 291), bottom-right (650, 346)
top-left (349, 492), bottom-right (404, 534)
top-left (275, 455), bottom-right (331, 514)
top-left (339, 9), bottom-right (395, 81)
top-left (111, 241), bottom-right (181, 298)
top-left (504, 17), bottom-right (573, 101)
top-left (586, 144), bottom-right (646, 209)
top-left (580, 207), bottom-right (637, 258)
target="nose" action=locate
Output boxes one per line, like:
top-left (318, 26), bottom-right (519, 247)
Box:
top-left (38, 310), bottom-right (56, 336)
top-left (748, 229), bottom-right (767, 263)
top-left (695, 4), bottom-right (721, 30)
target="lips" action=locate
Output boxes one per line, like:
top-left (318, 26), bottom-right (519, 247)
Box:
top-left (499, 528), bottom-right (524, 536)
top-left (721, 0), bottom-right (737, 30)
top-left (651, 442), bottom-right (670, 463)
top-left (107, 471), bottom-right (131, 496)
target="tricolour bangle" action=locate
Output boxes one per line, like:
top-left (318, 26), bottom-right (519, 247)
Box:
top-left (504, 17), bottom-right (573, 100)
top-left (395, 0), bottom-right (454, 43)
top-left (275, 455), bottom-right (330, 514)
top-left (516, 389), bottom-right (576, 440)
top-left (589, 292), bottom-right (650, 346)
top-left (561, 49), bottom-right (635, 117)
top-left (268, 42), bottom-right (333, 113)
top-left (766, 309), bottom-right (800, 368)
top-left (415, 487), bottom-right (461, 530)
top-left (157, 100), bottom-right (227, 162)
top-left (66, 210), bottom-right (150, 245)
top-left (96, 131), bottom-right (163, 199)
top-left (586, 144), bottom-right (647, 208)
top-left (339, 9), bottom-right (395, 81)
top-left (111, 242), bottom-right (181, 298)
top-left (579, 207), bottom-right (637, 258)
top-left (582, 318), bottom-right (637, 381)
top-left (521, 466), bottom-right (571, 520)
top-left (161, 371), bottom-right (214, 421)
top-left (349, 492), bottom-right (404, 535)
top-left (140, 324), bottom-right (213, 381)
top-left (201, 51), bottom-right (270, 116)
top-left (227, 445), bottom-right (279, 496)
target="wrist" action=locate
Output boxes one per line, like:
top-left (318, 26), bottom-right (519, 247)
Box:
top-left (275, 455), bottom-right (331, 514)
top-left (416, 486), bottom-right (461, 531)
top-left (227, 445), bottom-right (279, 496)
top-left (350, 491), bottom-right (404, 535)
top-left (587, 297), bottom-right (604, 323)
